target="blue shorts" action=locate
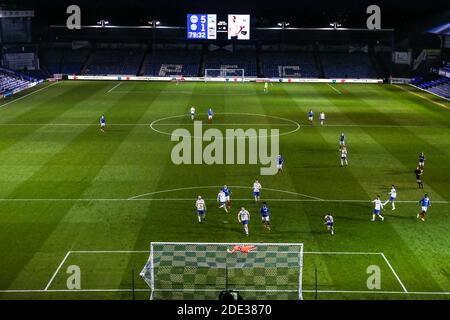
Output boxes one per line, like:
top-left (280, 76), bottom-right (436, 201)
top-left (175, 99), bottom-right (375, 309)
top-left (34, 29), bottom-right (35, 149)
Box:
top-left (390, 196), bottom-right (396, 201)
top-left (197, 210), bottom-right (204, 215)
top-left (253, 191), bottom-right (260, 197)
top-left (326, 222), bottom-right (334, 227)
top-left (373, 209), bottom-right (381, 215)
top-left (341, 156), bottom-right (347, 160)
top-left (340, 141), bottom-right (345, 145)
top-left (241, 220), bottom-right (249, 225)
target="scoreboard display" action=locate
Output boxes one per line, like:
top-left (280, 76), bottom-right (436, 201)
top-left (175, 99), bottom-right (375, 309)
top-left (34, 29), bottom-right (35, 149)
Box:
top-left (186, 14), bottom-right (217, 40)
top-left (187, 14), bottom-right (250, 40)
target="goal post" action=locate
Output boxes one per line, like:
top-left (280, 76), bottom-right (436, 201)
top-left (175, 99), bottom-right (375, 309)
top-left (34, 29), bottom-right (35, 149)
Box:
top-left (204, 69), bottom-right (245, 82)
top-left (140, 242), bottom-right (304, 300)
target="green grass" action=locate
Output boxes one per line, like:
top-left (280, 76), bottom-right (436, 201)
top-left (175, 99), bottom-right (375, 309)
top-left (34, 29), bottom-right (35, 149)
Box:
top-left (0, 80), bottom-right (448, 300)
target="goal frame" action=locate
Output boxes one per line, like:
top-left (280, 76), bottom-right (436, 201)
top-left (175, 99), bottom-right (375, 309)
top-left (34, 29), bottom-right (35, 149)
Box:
top-left (204, 68), bottom-right (245, 82)
top-left (141, 241), bottom-right (304, 300)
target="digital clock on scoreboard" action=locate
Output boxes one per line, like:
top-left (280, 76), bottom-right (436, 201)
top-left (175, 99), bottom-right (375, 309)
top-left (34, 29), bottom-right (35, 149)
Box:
top-left (187, 14), bottom-right (217, 40)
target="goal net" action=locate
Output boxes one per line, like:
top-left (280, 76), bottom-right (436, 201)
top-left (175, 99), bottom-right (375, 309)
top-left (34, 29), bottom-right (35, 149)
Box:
top-left (140, 242), bottom-right (304, 300)
top-left (204, 68), bottom-right (245, 82)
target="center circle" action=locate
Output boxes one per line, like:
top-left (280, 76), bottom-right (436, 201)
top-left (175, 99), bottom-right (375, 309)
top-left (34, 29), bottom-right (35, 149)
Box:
top-left (149, 113), bottom-right (301, 139)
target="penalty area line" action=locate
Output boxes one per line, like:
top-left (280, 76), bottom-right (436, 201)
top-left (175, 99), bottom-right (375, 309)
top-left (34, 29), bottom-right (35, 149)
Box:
top-left (381, 252), bottom-right (408, 293)
top-left (327, 83), bottom-right (342, 94)
top-left (44, 251), bottom-right (71, 291)
top-left (107, 82), bottom-right (122, 93)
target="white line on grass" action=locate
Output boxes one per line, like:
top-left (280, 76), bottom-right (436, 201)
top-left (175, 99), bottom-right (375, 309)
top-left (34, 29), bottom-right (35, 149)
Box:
top-left (107, 82), bottom-right (122, 93)
top-left (408, 84), bottom-right (450, 103)
top-left (1, 288), bottom-right (448, 295)
top-left (327, 83), bottom-right (342, 94)
top-left (44, 251), bottom-right (71, 291)
top-left (394, 84), bottom-right (449, 110)
top-left (0, 123), bottom-right (446, 129)
top-left (1, 250), bottom-right (447, 296)
top-left (381, 252), bottom-right (408, 293)
top-left (0, 198), bottom-right (448, 203)
top-left (0, 82), bottom-right (59, 110)
top-left (128, 185), bottom-right (323, 201)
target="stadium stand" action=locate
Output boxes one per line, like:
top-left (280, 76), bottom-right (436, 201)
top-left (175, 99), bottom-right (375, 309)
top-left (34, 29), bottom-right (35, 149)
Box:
top-left (39, 48), bottom-right (90, 76)
top-left (142, 50), bottom-right (201, 76)
top-left (260, 52), bottom-right (319, 78)
top-left (412, 76), bottom-right (450, 99)
top-left (39, 48), bottom-right (64, 76)
top-left (0, 69), bottom-right (36, 96)
top-left (321, 52), bottom-right (377, 78)
top-left (60, 48), bottom-right (91, 75)
top-left (83, 49), bottom-right (144, 75)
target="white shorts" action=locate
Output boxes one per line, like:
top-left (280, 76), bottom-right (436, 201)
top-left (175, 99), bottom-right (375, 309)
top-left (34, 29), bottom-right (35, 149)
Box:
top-left (277, 164), bottom-right (283, 169)
top-left (101, 123), bottom-right (105, 127)
top-left (262, 216), bottom-right (270, 222)
top-left (308, 116), bottom-right (313, 121)
top-left (208, 115), bottom-right (212, 120)
top-left (421, 206), bottom-right (428, 212)
top-left (225, 196), bottom-right (230, 201)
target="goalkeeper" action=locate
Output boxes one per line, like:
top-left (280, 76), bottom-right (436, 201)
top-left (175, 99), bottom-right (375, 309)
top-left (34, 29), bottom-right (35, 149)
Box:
top-left (227, 245), bottom-right (257, 254)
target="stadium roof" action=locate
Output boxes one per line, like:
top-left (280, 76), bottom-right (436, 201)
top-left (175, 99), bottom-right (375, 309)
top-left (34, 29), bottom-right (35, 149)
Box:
top-left (427, 23), bottom-right (450, 36)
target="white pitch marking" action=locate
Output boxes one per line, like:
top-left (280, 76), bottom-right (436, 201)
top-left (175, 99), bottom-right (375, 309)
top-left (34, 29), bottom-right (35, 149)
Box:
top-left (394, 84), bottom-right (449, 110)
top-left (128, 185), bottom-right (323, 201)
top-left (0, 288), bottom-right (448, 295)
top-left (107, 82), bottom-right (122, 93)
top-left (0, 198), bottom-right (448, 203)
top-left (44, 251), bottom-right (71, 291)
top-left (1, 249), bottom-right (447, 296)
top-left (381, 252), bottom-right (408, 293)
top-left (149, 112), bottom-right (301, 139)
top-left (0, 82), bottom-right (59, 110)
top-left (327, 83), bottom-right (342, 94)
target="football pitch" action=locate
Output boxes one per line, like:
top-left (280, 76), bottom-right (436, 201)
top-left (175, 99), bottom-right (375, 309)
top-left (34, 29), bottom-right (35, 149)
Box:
top-left (0, 80), bottom-right (448, 300)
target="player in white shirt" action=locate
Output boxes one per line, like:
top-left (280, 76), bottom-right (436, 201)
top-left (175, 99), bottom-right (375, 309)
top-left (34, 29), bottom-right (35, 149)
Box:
top-left (383, 185), bottom-right (397, 210)
top-left (371, 196), bottom-right (385, 222)
top-left (319, 112), bottom-right (325, 126)
top-left (237, 207), bottom-right (250, 236)
top-left (324, 214), bottom-right (334, 235)
top-left (195, 196), bottom-right (206, 223)
top-left (253, 179), bottom-right (262, 203)
top-left (217, 190), bottom-right (228, 213)
top-left (190, 106), bottom-right (196, 121)
top-left (340, 146), bottom-right (348, 167)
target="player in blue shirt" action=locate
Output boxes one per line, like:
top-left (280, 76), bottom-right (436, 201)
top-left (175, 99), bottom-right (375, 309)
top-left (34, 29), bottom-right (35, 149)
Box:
top-left (339, 133), bottom-right (345, 148)
top-left (222, 185), bottom-right (232, 209)
top-left (277, 155), bottom-right (284, 173)
top-left (260, 202), bottom-right (271, 230)
top-left (208, 108), bottom-right (214, 123)
top-left (308, 110), bottom-right (314, 123)
top-left (417, 194), bottom-right (431, 221)
top-left (100, 114), bottom-right (106, 132)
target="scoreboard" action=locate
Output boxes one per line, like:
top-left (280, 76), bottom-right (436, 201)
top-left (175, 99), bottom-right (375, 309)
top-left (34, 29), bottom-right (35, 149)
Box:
top-left (187, 14), bottom-right (250, 40)
top-left (186, 14), bottom-right (217, 40)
